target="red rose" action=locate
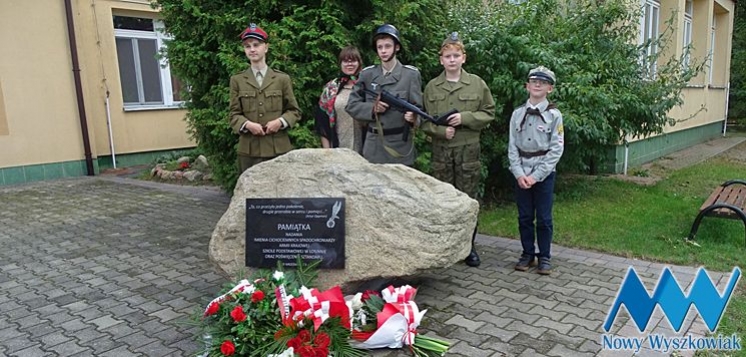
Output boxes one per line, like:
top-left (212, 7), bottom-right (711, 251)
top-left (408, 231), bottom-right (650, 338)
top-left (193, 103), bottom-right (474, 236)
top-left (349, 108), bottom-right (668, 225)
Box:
top-left (297, 329), bottom-right (312, 343)
top-left (204, 302), bottom-right (219, 316)
top-left (313, 347), bottom-right (329, 357)
top-left (313, 332), bottom-right (331, 348)
top-left (286, 336), bottom-right (302, 350)
top-left (230, 305), bottom-right (247, 323)
top-left (179, 161), bottom-right (190, 169)
top-left (297, 345), bottom-right (315, 357)
top-left (220, 340), bottom-right (235, 356)
top-left (251, 290), bottom-right (265, 303)
top-left (361, 290), bottom-right (380, 302)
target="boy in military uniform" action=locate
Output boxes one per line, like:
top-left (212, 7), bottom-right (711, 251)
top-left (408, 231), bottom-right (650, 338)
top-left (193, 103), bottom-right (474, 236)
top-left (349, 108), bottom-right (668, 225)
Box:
top-left (229, 23), bottom-right (301, 173)
top-left (345, 24), bottom-right (422, 166)
top-left (421, 32), bottom-right (495, 267)
top-left (508, 66), bottom-right (565, 275)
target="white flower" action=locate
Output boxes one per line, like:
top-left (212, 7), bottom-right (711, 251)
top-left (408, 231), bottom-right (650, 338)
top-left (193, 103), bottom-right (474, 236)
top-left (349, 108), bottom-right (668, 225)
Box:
top-left (241, 285), bottom-right (256, 295)
top-left (267, 347), bottom-right (294, 357)
top-left (273, 271), bottom-right (284, 281)
top-left (345, 292), bottom-right (363, 311)
top-left (357, 309), bottom-right (367, 325)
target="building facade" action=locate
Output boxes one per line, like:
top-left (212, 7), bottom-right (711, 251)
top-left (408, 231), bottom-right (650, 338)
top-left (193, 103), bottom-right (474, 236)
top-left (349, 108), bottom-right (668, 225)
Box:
top-left (0, 0), bottom-right (193, 186)
top-left (606, 0), bottom-right (736, 172)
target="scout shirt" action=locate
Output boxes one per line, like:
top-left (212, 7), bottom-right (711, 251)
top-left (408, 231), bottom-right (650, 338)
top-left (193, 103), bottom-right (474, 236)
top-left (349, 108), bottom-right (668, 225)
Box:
top-left (229, 68), bottom-right (301, 157)
top-left (345, 60), bottom-right (423, 165)
top-left (507, 99), bottom-right (564, 182)
top-left (421, 69), bottom-right (495, 147)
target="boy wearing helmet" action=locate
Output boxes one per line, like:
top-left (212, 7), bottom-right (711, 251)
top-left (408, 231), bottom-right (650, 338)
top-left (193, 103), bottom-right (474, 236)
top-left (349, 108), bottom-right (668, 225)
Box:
top-left (229, 23), bottom-right (301, 173)
top-left (421, 32), bottom-right (496, 267)
top-left (345, 24), bottom-right (423, 166)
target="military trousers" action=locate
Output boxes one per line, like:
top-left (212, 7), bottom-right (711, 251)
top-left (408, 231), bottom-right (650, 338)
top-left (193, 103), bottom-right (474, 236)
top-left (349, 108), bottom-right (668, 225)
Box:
top-left (238, 154), bottom-right (275, 174)
top-left (431, 142), bottom-right (481, 199)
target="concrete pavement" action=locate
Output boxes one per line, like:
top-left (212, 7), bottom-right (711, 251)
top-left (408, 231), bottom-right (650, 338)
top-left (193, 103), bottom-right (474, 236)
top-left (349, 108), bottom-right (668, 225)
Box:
top-left (0, 174), bottom-right (735, 357)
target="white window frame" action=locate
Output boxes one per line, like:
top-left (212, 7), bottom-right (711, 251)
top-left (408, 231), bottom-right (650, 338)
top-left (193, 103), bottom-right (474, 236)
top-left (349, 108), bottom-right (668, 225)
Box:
top-left (114, 18), bottom-right (182, 110)
top-left (683, 0), bottom-right (693, 68)
top-left (640, 0), bottom-right (660, 78)
top-left (708, 18), bottom-right (716, 84)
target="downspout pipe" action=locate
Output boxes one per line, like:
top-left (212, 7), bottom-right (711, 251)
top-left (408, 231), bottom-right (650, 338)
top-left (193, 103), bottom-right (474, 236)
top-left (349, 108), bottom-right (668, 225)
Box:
top-left (723, 81), bottom-right (730, 137)
top-left (64, 0), bottom-right (95, 176)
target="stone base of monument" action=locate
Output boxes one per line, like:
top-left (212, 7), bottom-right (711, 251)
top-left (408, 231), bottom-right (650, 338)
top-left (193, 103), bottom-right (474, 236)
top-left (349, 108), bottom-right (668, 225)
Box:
top-left (209, 148), bottom-right (479, 291)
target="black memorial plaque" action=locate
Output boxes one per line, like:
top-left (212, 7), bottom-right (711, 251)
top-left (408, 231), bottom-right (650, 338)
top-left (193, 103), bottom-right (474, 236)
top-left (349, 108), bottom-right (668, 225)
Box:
top-left (245, 198), bottom-right (345, 269)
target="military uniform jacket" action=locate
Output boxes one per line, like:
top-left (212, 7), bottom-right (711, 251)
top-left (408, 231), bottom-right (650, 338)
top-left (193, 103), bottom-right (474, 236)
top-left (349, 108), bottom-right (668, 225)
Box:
top-left (229, 68), bottom-right (301, 157)
top-left (345, 60), bottom-right (422, 165)
top-left (508, 99), bottom-right (565, 182)
top-left (422, 69), bottom-right (496, 147)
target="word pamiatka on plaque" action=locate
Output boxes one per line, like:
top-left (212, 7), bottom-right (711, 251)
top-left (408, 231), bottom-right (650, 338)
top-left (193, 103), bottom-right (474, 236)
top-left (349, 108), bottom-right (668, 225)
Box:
top-left (245, 198), bottom-right (345, 269)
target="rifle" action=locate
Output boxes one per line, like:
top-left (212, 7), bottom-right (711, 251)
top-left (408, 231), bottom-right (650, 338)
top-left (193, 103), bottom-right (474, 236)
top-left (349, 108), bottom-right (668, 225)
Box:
top-left (360, 83), bottom-right (458, 126)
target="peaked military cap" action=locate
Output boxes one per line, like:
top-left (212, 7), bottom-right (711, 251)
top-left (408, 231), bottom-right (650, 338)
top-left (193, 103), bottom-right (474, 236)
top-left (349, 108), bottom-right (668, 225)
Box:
top-left (528, 66), bottom-right (556, 85)
top-left (240, 23), bottom-right (268, 42)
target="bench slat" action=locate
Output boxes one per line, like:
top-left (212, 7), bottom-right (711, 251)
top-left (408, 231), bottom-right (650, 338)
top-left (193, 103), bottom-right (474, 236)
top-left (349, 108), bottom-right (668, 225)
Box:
top-left (700, 187), bottom-right (727, 210)
top-left (705, 185), bottom-right (746, 219)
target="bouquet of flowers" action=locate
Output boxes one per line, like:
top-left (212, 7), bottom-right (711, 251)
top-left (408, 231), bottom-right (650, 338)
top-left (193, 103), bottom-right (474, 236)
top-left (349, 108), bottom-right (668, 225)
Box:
top-left (196, 260), bottom-right (449, 357)
top-left (347, 286), bottom-right (450, 357)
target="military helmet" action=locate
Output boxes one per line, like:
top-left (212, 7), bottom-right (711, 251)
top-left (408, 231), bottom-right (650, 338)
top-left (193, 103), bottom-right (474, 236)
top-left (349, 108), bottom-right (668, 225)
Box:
top-left (372, 24), bottom-right (401, 50)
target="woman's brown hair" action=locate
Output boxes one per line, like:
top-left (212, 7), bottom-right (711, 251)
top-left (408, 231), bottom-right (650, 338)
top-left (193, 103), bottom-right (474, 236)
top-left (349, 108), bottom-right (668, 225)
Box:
top-left (338, 46), bottom-right (364, 74)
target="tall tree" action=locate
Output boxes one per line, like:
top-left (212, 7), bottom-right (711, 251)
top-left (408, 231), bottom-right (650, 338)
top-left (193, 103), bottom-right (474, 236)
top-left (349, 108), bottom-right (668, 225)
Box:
top-left (154, 0), bottom-right (448, 190)
top-left (448, 0), bottom-right (702, 194)
top-left (728, 2), bottom-right (746, 122)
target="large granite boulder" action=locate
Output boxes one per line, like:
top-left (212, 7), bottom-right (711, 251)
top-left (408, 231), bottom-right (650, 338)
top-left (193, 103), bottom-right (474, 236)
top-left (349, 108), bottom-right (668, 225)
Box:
top-left (209, 148), bottom-right (479, 290)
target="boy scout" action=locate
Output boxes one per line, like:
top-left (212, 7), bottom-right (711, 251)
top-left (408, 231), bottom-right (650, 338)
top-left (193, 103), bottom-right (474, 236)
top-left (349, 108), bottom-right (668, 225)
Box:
top-left (508, 66), bottom-right (565, 275)
top-left (346, 24), bottom-right (422, 166)
top-left (229, 23), bottom-right (301, 173)
top-left (421, 32), bottom-right (495, 267)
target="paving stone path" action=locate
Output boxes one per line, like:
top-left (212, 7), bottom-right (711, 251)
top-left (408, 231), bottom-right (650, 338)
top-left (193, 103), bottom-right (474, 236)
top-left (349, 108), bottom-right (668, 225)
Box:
top-left (0, 175), bottom-right (735, 357)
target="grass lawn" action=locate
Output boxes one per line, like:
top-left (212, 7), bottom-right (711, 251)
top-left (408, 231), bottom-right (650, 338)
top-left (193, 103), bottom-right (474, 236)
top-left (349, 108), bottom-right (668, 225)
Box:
top-left (479, 152), bottom-right (746, 356)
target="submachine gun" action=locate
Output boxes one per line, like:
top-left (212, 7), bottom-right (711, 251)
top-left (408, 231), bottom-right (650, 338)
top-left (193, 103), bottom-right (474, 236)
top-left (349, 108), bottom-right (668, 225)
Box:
top-left (361, 84), bottom-right (458, 128)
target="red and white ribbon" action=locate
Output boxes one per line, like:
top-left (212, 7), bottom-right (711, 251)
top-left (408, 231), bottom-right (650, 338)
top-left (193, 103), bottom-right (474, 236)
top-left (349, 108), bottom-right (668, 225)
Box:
top-left (203, 279), bottom-right (254, 315)
top-left (382, 285), bottom-right (417, 304)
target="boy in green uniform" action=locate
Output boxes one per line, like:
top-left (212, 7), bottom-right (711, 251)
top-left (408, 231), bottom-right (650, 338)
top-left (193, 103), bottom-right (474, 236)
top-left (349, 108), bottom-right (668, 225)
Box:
top-left (508, 66), bottom-right (564, 275)
top-left (421, 32), bottom-right (496, 267)
top-left (229, 23), bottom-right (301, 173)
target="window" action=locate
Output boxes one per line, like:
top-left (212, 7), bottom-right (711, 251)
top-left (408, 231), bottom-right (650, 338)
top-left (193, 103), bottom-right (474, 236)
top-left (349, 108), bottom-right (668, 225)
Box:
top-left (683, 0), bottom-right (693, 68)
top-left (708, 18), bottom-right (716, 84)
top-left (640, 0), bottom-right (660, 78)
top-left (113, 16), bottom-right (183, 108)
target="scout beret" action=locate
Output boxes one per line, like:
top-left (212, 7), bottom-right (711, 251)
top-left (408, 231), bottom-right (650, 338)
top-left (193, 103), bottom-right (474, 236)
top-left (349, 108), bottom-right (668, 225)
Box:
top-left (240, 23), bottom-right (268, 42)
top-left (528, 66), bottom-right (556, 85)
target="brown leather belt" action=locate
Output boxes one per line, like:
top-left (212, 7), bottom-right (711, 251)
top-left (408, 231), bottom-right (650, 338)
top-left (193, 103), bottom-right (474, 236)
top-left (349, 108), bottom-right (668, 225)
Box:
top-left (519, 149), bottom-right (549, 158)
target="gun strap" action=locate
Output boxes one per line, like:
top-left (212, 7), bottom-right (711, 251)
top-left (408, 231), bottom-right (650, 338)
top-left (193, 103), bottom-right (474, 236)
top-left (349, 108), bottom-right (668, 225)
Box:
top-left (373, 94), bottom-right (413, 159)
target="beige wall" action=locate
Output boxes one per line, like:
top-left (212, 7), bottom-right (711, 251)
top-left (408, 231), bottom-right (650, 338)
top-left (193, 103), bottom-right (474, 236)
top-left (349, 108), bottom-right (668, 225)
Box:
top-left (0, 0), bottom-right (193, 170)
top-left (630, 0), bottom-right (734, 141)
top-left (0, 0), bottom-right (86, 167)
top-left (80, 0), bottom-right (193, 156)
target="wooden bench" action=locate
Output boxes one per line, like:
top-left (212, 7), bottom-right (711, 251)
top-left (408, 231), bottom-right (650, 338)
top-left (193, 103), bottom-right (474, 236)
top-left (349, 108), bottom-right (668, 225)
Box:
top-left (688, 180), bottom-right (746, 245)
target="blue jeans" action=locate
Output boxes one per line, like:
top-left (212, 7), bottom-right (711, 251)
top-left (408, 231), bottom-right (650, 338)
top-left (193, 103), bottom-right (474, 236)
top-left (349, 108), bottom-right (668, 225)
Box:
top-left (515, 172), bottom-right (556, 259)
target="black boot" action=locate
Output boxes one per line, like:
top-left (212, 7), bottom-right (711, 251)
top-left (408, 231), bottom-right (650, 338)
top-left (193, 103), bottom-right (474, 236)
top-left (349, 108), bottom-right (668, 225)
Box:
top-left (464, 226), bottom-right (481, 267)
